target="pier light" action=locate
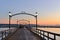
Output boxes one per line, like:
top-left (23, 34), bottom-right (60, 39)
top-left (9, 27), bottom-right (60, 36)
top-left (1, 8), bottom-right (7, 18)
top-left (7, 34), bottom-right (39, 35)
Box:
top-left (35, 12), bottom-right (38, 16)
top-left (9, 12), bottom-right (12, 16)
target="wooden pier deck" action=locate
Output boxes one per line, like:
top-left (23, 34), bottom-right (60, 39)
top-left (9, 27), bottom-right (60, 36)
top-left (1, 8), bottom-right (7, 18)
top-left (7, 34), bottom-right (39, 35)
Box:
top-left (6, 28), bottom-right (42, 40)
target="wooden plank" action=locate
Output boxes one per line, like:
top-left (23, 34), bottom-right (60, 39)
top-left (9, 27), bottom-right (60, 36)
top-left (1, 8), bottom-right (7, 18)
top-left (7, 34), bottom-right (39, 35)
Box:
top-left (6, 28), bottom-right (41, 40)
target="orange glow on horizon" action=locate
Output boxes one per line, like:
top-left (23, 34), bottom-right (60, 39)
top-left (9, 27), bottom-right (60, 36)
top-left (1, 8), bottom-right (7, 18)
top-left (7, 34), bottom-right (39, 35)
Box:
top-left (0, 18), bottom-right (60, 25)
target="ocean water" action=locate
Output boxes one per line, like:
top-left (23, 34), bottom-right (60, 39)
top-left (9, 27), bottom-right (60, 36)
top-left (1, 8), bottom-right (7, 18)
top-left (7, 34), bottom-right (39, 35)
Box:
top-left (0, 28), bottom-right (9, 31)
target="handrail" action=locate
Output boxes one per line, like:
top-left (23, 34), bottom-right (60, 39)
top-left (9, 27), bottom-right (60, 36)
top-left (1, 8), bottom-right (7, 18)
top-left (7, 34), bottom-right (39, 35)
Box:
top-left (0, 28), bottom-right (17, 40)
top-left (38, 29), bottom-right (60, 36)
top-left (33, 29), bottom-right (60, 40)
top-left (0, 30), bottom-right (9, 40)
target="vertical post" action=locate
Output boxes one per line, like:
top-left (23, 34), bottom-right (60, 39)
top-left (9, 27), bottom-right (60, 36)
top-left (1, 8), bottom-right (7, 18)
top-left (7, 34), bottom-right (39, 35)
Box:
top-left (47, 32), bottom-right (49, 40)
top-left (36, 16), bottom-right (37, 30)
top-left (54, 35), bottom-right (56, 40)
top-left (2, 32), bottom-right (3, 40)
top-left (5, 31), bottom-right (6, 38)
top-left (35, 12), bottom-right (38, 30)
top-left (43, 31), bottom-right (45, 40)
top-left (43, 31), bottom-right (44, 39)
top-left (17, 20), bottom-right (18, 28)
top-left (9, 15), bottom-right (10, 33)
top-left (9, 15), bottom-right (11, 33)
top-left (9, 12), bottom-right (11, 34)
top-left (29, 21), bottom-right (31, 30)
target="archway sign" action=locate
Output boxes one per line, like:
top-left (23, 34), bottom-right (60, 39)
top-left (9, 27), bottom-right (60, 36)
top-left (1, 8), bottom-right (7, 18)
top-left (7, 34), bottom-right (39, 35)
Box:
top-left (9, 12), bottom-right (38, 32)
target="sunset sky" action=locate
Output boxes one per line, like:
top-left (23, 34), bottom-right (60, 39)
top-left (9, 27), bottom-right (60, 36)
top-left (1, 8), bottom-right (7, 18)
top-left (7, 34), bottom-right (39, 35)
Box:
top-left (0, 0), bottom-right (60, 25)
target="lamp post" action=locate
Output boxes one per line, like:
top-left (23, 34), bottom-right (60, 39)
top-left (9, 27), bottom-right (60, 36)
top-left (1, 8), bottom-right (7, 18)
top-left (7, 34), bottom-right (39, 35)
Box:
top-left (17, 20), bottom-right (19, 28)
top-left (9, 12), bottom-right (12, 33)
top-left (29, 21), bottom-right (30, 28)
top-left (35, 12), bottom-right (38, 30)
top-left (29, 21), bottom-right (31, 30)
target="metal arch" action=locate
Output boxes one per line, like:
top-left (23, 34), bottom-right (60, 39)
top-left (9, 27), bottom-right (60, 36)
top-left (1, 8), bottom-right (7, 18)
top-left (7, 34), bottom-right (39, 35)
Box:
top-left (11, 13), bottom-right (36, 17)
top-left (18, 19), bottom-right (30, 22)
top-left (9, 12), bottom-right (37, 31)
top-left (18, 19), bottom-right (31, 29)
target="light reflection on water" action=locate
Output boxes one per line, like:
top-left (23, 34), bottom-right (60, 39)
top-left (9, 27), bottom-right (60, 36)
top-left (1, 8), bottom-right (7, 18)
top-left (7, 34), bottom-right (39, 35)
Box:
top-left (0, 28), bottom-right (9, 31)
top-left (38, 28), bottom-right (60, 34)
top-left (0, 28), bottom-right (16, 31)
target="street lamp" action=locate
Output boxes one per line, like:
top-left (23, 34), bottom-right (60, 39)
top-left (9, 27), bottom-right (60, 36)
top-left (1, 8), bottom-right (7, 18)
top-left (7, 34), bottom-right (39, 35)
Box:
top-left (35, 12), bottom-right (38, 30)
top-left (9, 11), bottom-right (12, 33)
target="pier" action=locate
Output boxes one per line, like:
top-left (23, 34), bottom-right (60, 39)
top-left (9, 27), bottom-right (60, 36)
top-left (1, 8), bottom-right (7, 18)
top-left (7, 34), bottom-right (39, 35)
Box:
top-left (0, 12), bottom-right (60, 40)
top-left (0, 26), bottom-right (60, 40)
top-left (5, 27), bottom-right (41, 40)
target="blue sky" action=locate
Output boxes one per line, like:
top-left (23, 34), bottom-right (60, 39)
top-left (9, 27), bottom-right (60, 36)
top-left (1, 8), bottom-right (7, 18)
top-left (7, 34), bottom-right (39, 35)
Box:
top-left (0, 0), bottom-right (60, 25)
